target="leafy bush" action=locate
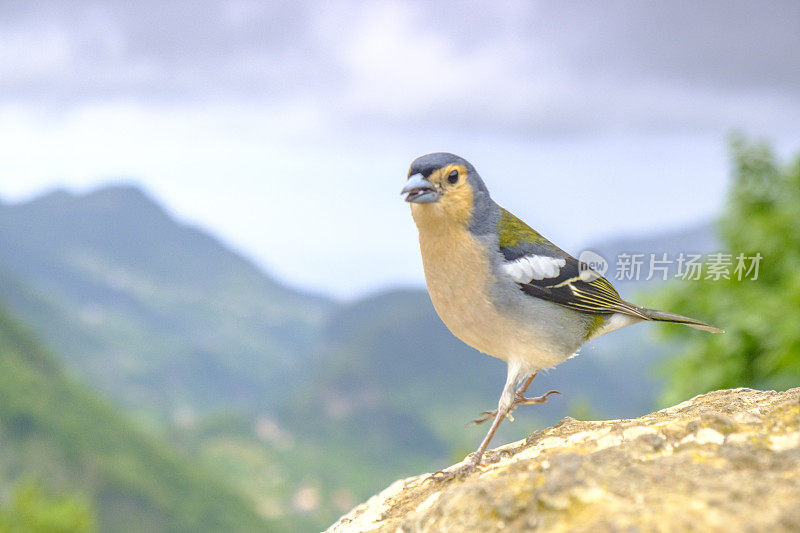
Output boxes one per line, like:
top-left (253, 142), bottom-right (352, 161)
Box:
top-left (0, 481), bottom-right (95, 533)
top-left (652, 137), bottom-right (800, 405)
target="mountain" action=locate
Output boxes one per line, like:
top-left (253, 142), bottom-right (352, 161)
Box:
top-left (0, 299), bottom-right (276, 532)
top-left (0, 183), bottom-right (719, 529)
top-left (0, 185), bottom-right (332, 420)
top-left (589, 222), bottom-right (718, 289)
top-left (0, 185), bottom-right (341, 528)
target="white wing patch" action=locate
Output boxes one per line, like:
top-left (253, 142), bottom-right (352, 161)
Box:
top-left (502, 255), bottom-right (566, 283)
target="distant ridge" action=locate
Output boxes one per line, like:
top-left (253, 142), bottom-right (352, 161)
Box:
top-left (0, 181), bottom-right (719, 529)
top-left (0, 182), bottom-right (333, 417)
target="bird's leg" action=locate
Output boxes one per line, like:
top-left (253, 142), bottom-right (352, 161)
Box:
top-left (470, 371), bottom-right (537, 424)
top-left (430, 364), bottom-right (545, 481)
top-left (518, 371), bottom-right (537, 396)
top-left (470, 371), bottom-right (560, 425)
top-left (466, 405), bottom-right (508, 467)
top-left (430, 379), bottom-right (517, 481)
top-left (510, 370), bottom-right (561, 411)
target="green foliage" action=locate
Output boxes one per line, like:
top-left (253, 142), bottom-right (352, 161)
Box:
top-left (651, 137), bottom-right (800, 405)
top-left (0, 481), bottom-right (94, 533)
top-left (0, 303), bottom-right (273, 532)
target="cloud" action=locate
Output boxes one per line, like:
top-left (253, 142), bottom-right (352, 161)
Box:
top-left (0, 1), bottom-right (798, 297)
top-left (538, 1), bottom-right (800, 93)
top-left (1, 0), bottom-right (797, 135)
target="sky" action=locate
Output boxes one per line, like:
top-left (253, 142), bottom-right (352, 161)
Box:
top-left (0, 1), bottom-right (798, 299)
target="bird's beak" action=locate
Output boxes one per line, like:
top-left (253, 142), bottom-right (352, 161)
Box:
top-left (401, 174), bottom-right (439, 203)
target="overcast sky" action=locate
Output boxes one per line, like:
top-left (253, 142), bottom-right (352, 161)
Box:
top-left (1, 1), bottom-right (798, 298)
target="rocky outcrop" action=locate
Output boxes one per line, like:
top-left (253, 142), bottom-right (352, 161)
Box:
top-left (328, 387), bottom-right (800, 532)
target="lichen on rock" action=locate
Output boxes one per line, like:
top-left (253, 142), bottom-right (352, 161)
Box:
top-left (328, 387), bottom-right (800, 532)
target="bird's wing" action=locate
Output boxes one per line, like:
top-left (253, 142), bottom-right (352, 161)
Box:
top-left (496, 208), bottom-right (647, 318)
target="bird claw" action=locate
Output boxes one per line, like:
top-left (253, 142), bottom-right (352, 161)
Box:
top-left (467, 410), bottom-right (497, 426)
top-left (425, 460), bottom-right (479, 482)
top-left (468, 390), bottom-right (561, 426)
top-left (516, 389), bottom-right (561, 405)
top-left (425, 469), bottom-right (456, 483)
top-left (483, 449), bottom-right (506, 463)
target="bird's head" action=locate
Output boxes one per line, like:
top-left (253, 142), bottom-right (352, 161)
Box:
top-left (401, 152), bottom-right (489, 226)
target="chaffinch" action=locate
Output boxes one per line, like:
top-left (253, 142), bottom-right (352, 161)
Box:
top-left (401, 152), bottom-right (722, 476)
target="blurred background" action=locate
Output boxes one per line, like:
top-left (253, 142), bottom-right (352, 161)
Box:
top-left (0, 1), bottom-right (798, 531)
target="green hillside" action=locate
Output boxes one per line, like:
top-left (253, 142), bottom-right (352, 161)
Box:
top-left (0, 301), bottom-right (275, 532)
top-left (0, 185), bottom-right (332, 420)
top-left (0, 184), bottom-right (718, 529)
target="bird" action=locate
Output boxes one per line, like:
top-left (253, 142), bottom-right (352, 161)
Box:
top-left (400, 152), bottom-right (723, 477)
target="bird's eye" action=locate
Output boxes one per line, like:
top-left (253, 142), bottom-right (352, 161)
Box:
top-left (447, 170), bottom-right (459, 184)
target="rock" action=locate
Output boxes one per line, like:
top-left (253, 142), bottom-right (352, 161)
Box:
top-left (327, 388), bottom-right (800, 532)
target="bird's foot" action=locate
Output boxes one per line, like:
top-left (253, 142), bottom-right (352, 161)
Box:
top-left (483, 449), bottom-right (504, 463)
top-left (468, 410), bottom-right (498, 426)
top-left (425, 456), bottom-right (481, 482)
top-left (517, 389), bottom-right (561, 406)
top-left (468, 390), bottom-right (561, 426)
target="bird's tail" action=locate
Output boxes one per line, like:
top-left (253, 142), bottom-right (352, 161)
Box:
top-left (637, 307), bottom-right (723, 333)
